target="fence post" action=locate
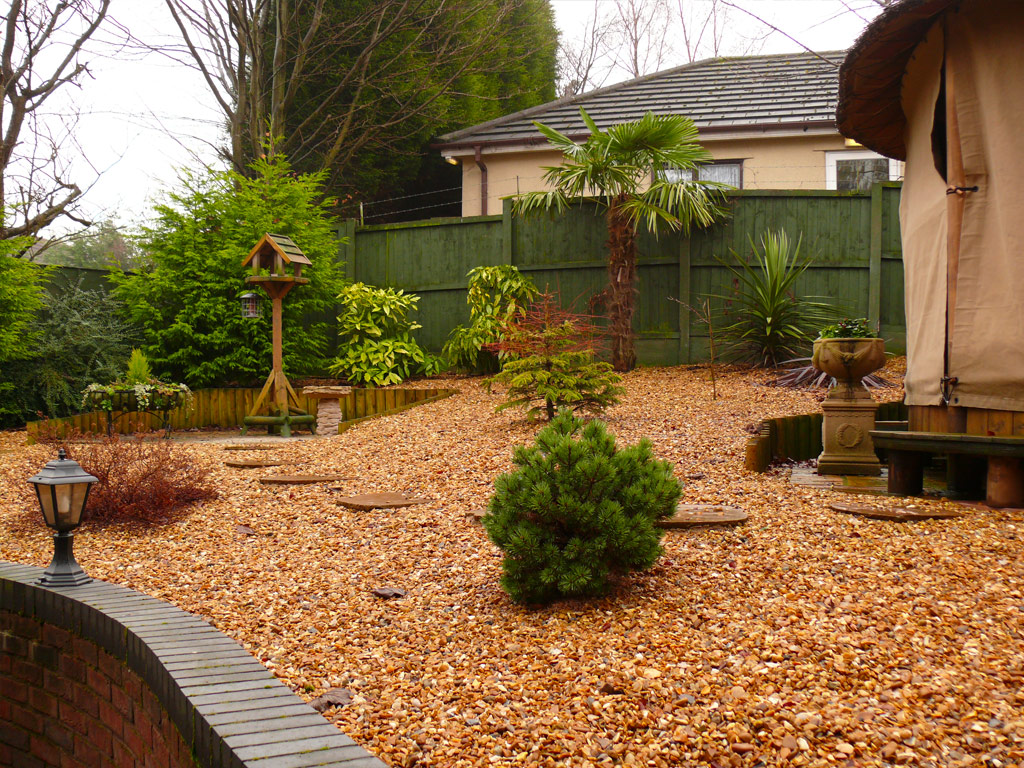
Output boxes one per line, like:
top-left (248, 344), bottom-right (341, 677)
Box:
top-left (502, 197), bottom-right (514, 265)
top-left (342, 219), bottom-right (357, 281)
top-left (869, 183), bottom-right (883, 330)
top-left (678, 235), bottom-right (691, 365)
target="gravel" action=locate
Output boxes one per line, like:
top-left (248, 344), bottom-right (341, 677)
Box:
top-left (2, 360), bottom-right (1022, 767)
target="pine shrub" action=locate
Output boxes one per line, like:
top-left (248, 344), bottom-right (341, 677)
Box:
top-left (484, 412), bottom-right (682, 604)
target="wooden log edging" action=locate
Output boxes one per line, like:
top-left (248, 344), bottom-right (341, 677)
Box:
top-left (0, 561), bottom-right (386, 768)
top-left (26, 386), bottom-right (459, 441)
top-left (745, 399), bottom-right (907, 472)
top-left (336, 389), bottom-right (458, 434)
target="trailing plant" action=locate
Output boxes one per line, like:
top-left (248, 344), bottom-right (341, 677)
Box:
top-left (328, 282), bottom-right (442, 386)
top-left (57, 436), bottom-right (217, 525)
top-left (818, 317), bottom-right (877, 339)
top-left (0, 275), bottom-right (138, 427)
top-left (483, 411), bottom-right (682, 604)
top-left (81, 381), bottom-right (194, 414)
top-left (443, 265), bottom-right (538, 371)
top-left (485, 294), bottom-right (622, 420)
top-left (112, 153), bottom-right (345, 388)
top-left (713, 230), bottom-right (839, 368)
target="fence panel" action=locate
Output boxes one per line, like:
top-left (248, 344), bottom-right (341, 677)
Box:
top-left (43, 185), bottom-right (906, 370)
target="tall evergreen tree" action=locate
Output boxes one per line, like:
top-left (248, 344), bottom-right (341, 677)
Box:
top-left (165, 0), bottom-right (557, 220)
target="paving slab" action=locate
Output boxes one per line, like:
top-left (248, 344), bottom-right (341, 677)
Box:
top-left (657, 504), bottom-right (747, 529)
top-left (829, 500), bottom-right (962, 522)
top-left (333, 492), bottom-right (430, 510)
top-left (225, 459), bottom-right (288, 468)
top-left (259, 474), bottom-right (352, 485)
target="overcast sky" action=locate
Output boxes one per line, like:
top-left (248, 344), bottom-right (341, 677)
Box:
top-left (48, 0), bottom-right (882, 236)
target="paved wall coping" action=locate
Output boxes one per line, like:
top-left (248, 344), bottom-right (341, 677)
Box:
top-left (0, 561), bottom-right (387, 768)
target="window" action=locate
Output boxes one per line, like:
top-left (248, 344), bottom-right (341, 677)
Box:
top-left (660, 161), bottom-right (743, 188)
top-left (826, 150), bottom-right (901, 191)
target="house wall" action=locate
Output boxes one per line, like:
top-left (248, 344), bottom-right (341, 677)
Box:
top-left (454, 133), bottom-right (892, 216)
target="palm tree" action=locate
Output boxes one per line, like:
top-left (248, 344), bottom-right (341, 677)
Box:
top-left (511, 107), bottom-right (728, 371)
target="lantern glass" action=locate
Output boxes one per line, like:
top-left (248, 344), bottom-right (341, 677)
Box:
top-left (241, 292), bottom-right (262, 319)
top-left (28, 450), bottom-right (97, 533)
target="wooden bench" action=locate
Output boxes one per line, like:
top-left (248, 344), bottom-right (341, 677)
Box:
top-left (870, 430), bottom-right (1024, 508)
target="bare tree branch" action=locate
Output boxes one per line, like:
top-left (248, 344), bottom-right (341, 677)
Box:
top-left (1, 0), bottom-right (113, 240)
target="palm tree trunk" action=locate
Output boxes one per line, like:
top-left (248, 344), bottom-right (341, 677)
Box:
top-left (606, 195), bottom-right (638, 371)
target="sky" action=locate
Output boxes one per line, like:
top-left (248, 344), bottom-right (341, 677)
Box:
top-left (41, 0), bottom-right (884, 236)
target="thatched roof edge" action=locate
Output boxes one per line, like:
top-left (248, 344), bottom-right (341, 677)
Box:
top-left (837, 0), bottom-right (961, 161)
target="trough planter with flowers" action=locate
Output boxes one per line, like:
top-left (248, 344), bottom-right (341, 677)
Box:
top-left (82, 382), bottom-right (193, 435)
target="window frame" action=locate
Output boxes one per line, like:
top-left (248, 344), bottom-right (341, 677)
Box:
top-left (825, 150), bottom-right (901, 191)
top-left (658, 159), bottom-right (744, 189)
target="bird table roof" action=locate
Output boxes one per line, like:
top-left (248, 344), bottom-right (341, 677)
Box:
top-left (242, 233), bottom-right (312, 267)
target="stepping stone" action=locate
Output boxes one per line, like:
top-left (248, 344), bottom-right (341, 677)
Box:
top-left (223, 444), bottom-right (277, 451)
top-left (309, 688), bottom-right (353, 712)
top-left (371, 587), bottom-right (406, 600)
top-left (259, 474), bottom-right (352, 485)
top-left (334, 492), bottom-right (430, 511)
top-left (657, 504), bottom-right (747, 529)
top-left (829, 501), bottom-right (962, 522)
top-left (224, 459), bottom-right (286, 468)
top-left (466, 508), bottom-right (487, 523)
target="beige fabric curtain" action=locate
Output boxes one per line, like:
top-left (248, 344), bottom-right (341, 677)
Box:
top-left (899, 23), bottom-right (947, 407)
top-left (900, 0), bottom-right (1024, 411)
top-left (945, 0), bottom-right (1024, 411)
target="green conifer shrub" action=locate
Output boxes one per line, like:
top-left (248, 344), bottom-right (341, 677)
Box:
top-left (484, 412), bottom-right (682, 604)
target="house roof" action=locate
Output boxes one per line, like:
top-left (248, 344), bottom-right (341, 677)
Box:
top-left (436, 51), bottom-right (846, 151)
top-left (837, 0), bottom-right (959, 161)
top-left (243, 233), bottom-right (312, 267)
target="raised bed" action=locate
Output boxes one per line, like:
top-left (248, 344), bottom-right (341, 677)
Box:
top-left (745, 399), bottom-right (906, 472)
top-left (27, 386), bottom-right (458, 441)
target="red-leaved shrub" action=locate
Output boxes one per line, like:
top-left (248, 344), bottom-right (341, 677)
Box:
top-left (61, 435), bottom-right (217, 524)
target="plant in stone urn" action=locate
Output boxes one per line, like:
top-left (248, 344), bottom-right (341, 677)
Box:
top-left (812, 319), bottom-right (885, 476)
top-left (812, 318), bottom-right (885, 396)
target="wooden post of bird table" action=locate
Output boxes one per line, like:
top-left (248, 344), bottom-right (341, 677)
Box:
top-left (240, 233), bottom-right (316, 437)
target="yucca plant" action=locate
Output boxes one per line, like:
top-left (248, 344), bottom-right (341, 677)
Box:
top-left (714, 230), bottom-right (839, 367)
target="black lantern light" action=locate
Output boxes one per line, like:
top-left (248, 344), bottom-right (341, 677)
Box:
top-left (240, 291), bottom-right (263, 319)
top-left (28, 449), bottom-right (97, 587)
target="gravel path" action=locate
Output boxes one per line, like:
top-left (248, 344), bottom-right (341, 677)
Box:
top-left (2, 362), bottom-right (1022, 768)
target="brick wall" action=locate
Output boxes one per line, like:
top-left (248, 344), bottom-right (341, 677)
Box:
top-left (1, 612), bottom-right (193, 768)
top-left (0, 562), bottom-right (386, 768)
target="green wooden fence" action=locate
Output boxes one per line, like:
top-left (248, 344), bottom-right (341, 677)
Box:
top-left (344, 183), bottom-right (905, 365)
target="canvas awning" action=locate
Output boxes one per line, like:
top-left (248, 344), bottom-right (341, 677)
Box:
top-left (837, 0), bottom-right (958, 161)
top-left (841, 0), bottom-right (1024, 412)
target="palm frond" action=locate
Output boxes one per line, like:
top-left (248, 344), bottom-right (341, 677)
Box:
top-left (510, 190), bottom-right (572, 217)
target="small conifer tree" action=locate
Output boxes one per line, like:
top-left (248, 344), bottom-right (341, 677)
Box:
top-left (485, 293), bottom-right (622, 420)
top-left (484, 411), bottom-right (682, 604)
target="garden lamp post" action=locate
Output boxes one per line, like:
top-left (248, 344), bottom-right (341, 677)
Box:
top-left (28, 449), bottom-right (97, 587)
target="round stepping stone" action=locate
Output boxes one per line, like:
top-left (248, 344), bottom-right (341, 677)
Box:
top-left (259, 474), bottom-right (352, 485)
top-left (829, 501), bottom-right (961, 522)
top-left (466, 508), bottom-right (487, 523)
top-left (224, 459), bottom-right (286, 468)
top-left (334, 492), bottom-right (430, 511)
top-left (223, 444), bottom-right (277, 451)
top-left (657, 504), bottom-right (747, 529)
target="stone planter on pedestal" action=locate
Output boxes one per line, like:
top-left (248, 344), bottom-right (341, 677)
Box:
top-left (812, 337), bottom-right (886, 476)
